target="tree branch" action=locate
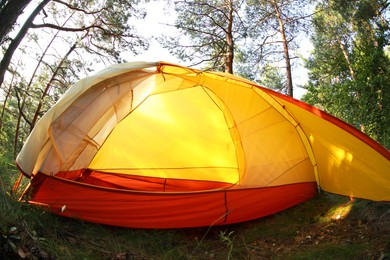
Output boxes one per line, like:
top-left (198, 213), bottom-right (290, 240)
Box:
top-left (52, 0), bottom-right (106, 15)
top-left (31, 22), bottom-right (99, 32)
top-left (13, 87), bottom-right (32, 127)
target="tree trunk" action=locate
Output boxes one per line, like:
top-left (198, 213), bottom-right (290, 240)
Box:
top-left (225, 0), bottom-right (234, 74)
top-left (0, 74), bottom-right (14, 133)
top-left (273, 1), bottom-right (293, 97)
top-left (1, 56), bottom-right (24, 157)
top-left (336, 35), bottom-right (355, 80)
top-left (0, 88), bottom-right (10, 132)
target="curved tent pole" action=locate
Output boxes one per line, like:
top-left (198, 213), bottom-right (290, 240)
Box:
top-left (251, 87), bottom-right (320, 187)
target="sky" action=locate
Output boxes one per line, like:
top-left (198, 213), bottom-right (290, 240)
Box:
top-left (126, 1), bottom-right (180, 63)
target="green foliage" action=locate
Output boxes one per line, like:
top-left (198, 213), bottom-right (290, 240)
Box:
top-left (257, 63), bottom-right (286, 91)
top-left (219, 230), bottom-right (235, 259)
top-left (0, 110), bottom-right (15, 158)
top-left (303, 0), bottom-right (390, 148)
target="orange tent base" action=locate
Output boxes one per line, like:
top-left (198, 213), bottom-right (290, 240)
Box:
top-left (27, 172), bottom-right (317, 228)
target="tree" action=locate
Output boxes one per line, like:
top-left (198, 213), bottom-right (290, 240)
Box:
top-left (159, 0), bottom-right (312, 97)
top-left (258, 62), bottom-right (285, 91)
top-left (160, 0), bottom-right (246, 73)
top-left (303, 0), bottom-right (390, 147)
top-left (241, 0), bottom-right (312, 97)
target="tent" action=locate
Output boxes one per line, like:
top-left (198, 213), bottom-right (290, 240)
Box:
top-left (15, 62), bottom-right (390, 228)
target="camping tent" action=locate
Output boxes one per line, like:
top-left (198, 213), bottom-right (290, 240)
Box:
top-left (15, 62), bottom-right (390, 228)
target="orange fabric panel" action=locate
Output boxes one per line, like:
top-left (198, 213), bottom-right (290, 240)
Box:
top-left (78, 170), bottom-right (233, 192)
top-left (28, 173), bottom-right (317, 228)
top-left (225, 183), bottom-right (317, 224)
top-left (56, 169), bottom-right (85, 180)
top-left (29, 173), bottom-right (228, 228)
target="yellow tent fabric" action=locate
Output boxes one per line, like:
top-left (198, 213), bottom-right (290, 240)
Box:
top-left (89, 86), bottom-right (240, 183)
top-left (16, 61), bottom-right (390, 201)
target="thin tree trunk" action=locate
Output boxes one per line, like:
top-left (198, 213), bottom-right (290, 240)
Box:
top-left (13, 86), bottom-right (33, 157)
top-left (13, 89), bottom-right (24, 158)
top-left (1, 56), bottom-right (23, 157)
top-left (0, 87), bottom-right (10, 133)
top-left (225, 0), bottom-right (234, 74)
top-left (273, 1), bottom-right (293, 97)
top-left (0, 71), bottom-right (16, 133)
top-left (336, 36), bottom-right (355, 80)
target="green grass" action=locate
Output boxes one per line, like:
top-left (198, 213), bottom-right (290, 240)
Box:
top-left (1, 156), bottom-right (390, 259)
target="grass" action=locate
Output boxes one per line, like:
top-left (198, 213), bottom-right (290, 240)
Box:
top-left (1, 157), bottom-right (390, 259)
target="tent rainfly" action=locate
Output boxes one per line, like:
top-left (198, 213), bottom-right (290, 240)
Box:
top-left (15, 62), bottom-right (390, 228)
